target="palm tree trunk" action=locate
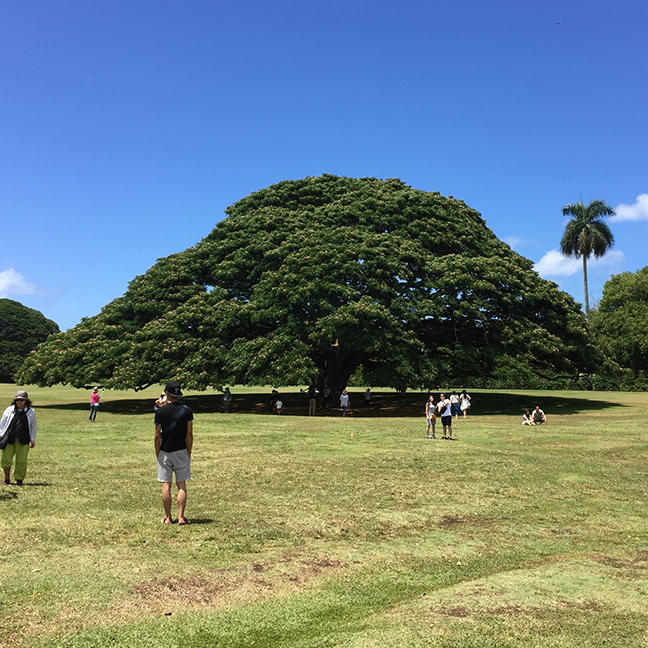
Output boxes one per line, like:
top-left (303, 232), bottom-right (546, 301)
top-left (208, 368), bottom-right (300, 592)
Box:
top-left (582, 255), bottom-right (590, 320)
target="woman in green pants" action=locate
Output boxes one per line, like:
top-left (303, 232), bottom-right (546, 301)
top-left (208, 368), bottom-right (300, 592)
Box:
top-left (1, 390), bottom-right (37, 486)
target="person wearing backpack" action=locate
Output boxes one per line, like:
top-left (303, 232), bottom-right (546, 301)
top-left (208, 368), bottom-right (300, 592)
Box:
top-left (154, 381), bottom-right (194, 525)
top-left (1, 390), bottom-right (37, 485)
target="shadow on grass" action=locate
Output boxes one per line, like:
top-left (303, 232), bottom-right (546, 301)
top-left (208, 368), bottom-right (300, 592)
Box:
top-left (1, 490), bottom-right (18, 500)
top-left (37, 390), bottom-right (622, 418)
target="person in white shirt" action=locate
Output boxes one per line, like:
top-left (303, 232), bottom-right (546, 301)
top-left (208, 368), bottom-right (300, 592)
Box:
top-left (459, 390), bottom-right (471, 417)
top-left (522, 410), bottom-right (535, 426)
top-left (436, 392), bottom-right (455, 440)
top-left (532, 405), bottom-right (547, 425)
top-left (449, 391), bottom-right (460, 419)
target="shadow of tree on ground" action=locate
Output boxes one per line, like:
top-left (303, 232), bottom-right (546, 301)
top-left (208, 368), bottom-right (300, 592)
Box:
top-left (38, 390), bottom-right (622, 418)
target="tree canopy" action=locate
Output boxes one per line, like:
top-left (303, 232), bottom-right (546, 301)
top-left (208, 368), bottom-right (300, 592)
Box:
top-left (560, 200), bottom-right (615, 319)
top-left (0, 299), bottom-right (59, 382)
top-left (17, 175), bottom-right (590, 392)
top-left (590, 265), bottom-right (648, 379)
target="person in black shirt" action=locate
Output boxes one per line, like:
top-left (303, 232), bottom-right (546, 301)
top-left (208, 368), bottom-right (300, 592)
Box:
top-left (154, 381), bottom-right (193, 525)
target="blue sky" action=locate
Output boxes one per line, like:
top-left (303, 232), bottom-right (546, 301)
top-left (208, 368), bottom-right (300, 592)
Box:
top-left (2, 0), bottom-right (646, 330)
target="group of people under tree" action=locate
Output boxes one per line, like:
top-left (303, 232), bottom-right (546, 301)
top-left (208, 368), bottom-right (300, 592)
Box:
top-left (425, 390), bottom-right (471, 440)
top-left (217, 385), bottom-right (368, 417)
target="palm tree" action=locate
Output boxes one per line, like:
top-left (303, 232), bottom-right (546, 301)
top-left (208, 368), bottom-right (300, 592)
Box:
top-left (560, 200), bottom-right (615, 320)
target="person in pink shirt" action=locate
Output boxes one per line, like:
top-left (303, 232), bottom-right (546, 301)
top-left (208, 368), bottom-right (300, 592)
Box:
top-left (89, 388), bottom-right (101, 422)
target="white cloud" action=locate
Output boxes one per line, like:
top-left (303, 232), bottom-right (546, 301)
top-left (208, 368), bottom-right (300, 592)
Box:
top-left (0, 268), bottom-right (39, 298)
top-left (503, 235), bottom-right (525, 249)
top-left (534, 250), bottom-right (624, 278)
top-left (611, 193), bottom-right (648, 222)
top-left (534, 250), bottom-right (580, 277)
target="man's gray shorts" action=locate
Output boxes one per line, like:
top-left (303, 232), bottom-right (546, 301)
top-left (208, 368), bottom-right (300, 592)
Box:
top-left (157, 449), bottom-right (191, 482)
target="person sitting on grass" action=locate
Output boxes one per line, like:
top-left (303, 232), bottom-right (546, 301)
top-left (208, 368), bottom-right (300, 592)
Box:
top-left (532, 405), bottom-right (547, 425)
top-left (522, 409), bottom-right (535, 426)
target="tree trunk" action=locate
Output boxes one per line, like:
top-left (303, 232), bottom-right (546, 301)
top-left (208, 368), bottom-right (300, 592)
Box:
top-left (316, 348), bottom-right (365, 395)
top-left (583, 254), bottom-right (590, 320)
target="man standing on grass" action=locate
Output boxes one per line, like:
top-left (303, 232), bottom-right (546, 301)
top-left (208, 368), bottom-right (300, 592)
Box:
top-left (307, 384), bottom-right (317, 415)
top-left (223, 386), bottom-right (232, 413)
top-left (437, 392), bottom-right (455, 440)
top-left (154, 381), bottom-right (193, 525)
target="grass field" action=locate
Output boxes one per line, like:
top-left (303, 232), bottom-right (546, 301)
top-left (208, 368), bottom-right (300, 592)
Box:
top-left (1, 384), bottom-right (647, 648)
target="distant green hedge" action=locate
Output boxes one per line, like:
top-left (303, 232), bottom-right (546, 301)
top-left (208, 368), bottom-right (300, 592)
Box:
top-left (0, 299), bottom-right (59, 382)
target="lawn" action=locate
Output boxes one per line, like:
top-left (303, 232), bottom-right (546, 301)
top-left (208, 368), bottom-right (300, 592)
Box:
top-left (0, 384), bottom-right (646, 648)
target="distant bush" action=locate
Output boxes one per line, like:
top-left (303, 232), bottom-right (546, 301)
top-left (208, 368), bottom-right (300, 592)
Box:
top-left (0, 299), bottom-right (59, 382)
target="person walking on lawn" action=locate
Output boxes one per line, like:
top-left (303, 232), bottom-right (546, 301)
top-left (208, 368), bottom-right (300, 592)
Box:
top-left (1, 390), bottom-right (37, 485)
top-left (154, 381), bottom-right (194, 525)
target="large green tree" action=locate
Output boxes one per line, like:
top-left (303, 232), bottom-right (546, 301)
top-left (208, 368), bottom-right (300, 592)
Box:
top-left (590, 265), bottom-right (648, 378)
top-left (17, 176), bottom-right (590, 392)
top-left (560, 199), bottom-right (615, 319)
top-left (0, 299), bottom-right (59, 382)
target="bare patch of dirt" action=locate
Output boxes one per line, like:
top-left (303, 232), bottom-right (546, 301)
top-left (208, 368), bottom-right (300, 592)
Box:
top-left (592, 554), bottom-right (646, 580)
top-left (547, 527), bottom-right (575, 535)
top-left (439, 514), bottom-right (462, 527)
top-left (558, 599), bottom-right (605, 612)
top-left (128, 552), bottom-right (347, 610)
top-left (594, 555), bottom-right (631, 569)
top-left (131, 575), bottom-right (223, 604)
top-left (309, 557), bottom-right (343, 570)
top-left (441, 606), bottom-right (471, 617)
top-left (488, 604), bottom-right (525, 615)
top-left (438, 513), bottom-right (499, 530)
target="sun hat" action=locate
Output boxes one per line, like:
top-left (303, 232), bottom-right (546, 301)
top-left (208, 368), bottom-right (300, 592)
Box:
top-left (14, 390), bottom-right (28, 400)
top-left (164, 381), bottom-right (183, 398)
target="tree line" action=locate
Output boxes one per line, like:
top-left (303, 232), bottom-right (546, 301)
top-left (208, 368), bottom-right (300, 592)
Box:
top-left (5, 176), bottom-right (646, 391)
